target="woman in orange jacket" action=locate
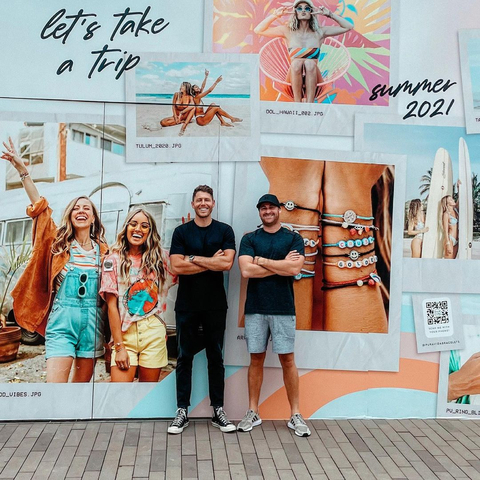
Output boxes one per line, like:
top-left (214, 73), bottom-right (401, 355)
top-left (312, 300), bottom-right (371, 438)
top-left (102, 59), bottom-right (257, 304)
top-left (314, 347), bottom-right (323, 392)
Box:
top-left (2, 137), bottom-right (108, 383)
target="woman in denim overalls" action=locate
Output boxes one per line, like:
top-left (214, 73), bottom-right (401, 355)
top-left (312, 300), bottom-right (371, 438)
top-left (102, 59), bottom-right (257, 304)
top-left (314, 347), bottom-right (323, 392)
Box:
top-left (2, 137), bottom-right (108, 382)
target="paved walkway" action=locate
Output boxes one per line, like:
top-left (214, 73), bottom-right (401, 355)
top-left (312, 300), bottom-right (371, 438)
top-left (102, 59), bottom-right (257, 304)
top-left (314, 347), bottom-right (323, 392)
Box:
top-left (1, 418), bottom-right (480, 479)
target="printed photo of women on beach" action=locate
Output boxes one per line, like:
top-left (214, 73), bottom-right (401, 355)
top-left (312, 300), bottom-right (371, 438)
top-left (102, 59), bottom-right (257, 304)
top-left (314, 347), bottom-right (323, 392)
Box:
top-left (125, 53), bottom-right (260, 163)
top-left (206, 0), bottom-right (391, 107)
top-left (357, 117), bottom-right (480, 260)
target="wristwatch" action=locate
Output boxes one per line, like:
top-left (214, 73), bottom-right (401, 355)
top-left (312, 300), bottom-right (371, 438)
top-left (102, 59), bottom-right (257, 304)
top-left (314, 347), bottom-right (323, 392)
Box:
top-left (188, 255), bottom-right (195, 263)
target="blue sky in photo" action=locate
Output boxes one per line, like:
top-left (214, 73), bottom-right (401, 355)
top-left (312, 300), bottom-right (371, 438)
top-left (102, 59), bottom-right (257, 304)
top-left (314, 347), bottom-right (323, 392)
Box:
top-left (135, 61), bottom-right (251, 96)
top-left (363, 123), bottom-right (480, 201)
top-left (468, 38), bottom-right (480, 102)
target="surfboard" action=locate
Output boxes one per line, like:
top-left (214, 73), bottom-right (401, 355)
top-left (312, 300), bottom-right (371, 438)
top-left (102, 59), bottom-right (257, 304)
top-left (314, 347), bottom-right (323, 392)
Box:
top-left (421, 148), bottom-right (453, 258)
top-left (458, 137), bottom-right (474, 259)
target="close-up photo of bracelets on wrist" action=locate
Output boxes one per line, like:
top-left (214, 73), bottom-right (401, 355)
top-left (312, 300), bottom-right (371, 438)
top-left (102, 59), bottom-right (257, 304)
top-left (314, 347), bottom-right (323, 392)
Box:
top-left (237, 155), bottom-right (395, 335)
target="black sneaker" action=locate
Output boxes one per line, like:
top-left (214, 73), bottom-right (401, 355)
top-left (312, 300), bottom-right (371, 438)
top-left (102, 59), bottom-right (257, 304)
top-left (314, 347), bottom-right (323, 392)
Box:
top-left (168, 408), bottom-right (189, 434)
top-left (212, 407), bottom-right (236, 433)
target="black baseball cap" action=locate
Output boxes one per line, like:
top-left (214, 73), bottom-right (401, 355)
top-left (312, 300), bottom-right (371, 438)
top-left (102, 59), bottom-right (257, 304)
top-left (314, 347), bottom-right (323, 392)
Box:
top-left (256, 193), bottom-right (281, 209)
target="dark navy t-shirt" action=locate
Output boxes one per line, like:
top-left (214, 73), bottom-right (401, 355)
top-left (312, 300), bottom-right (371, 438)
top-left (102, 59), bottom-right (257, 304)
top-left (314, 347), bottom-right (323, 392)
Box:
top-left (239, 227), bottom-right (304, 315)
top-left (170, 219), bottom-right (235, 312)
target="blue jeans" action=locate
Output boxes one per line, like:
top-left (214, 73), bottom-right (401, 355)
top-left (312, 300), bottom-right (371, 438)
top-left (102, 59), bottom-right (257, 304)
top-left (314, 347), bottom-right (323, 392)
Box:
top-left (46, 262), bottom-right (104, 359)
top-left (175, 310), bottom-right (226, 408)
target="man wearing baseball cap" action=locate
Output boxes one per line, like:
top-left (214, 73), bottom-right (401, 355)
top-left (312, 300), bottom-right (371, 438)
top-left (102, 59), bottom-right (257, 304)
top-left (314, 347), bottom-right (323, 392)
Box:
top-left (254, 0), bottom-right (353, 103)
top-left (237, 194), bottom-right (311, 437)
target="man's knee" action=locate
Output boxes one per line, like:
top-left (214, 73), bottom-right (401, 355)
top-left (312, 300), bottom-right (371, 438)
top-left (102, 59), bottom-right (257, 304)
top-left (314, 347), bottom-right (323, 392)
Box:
top-left (250, 352), bottom-right (266, 367)
top-left (279, 352), bottom-right (296, 369)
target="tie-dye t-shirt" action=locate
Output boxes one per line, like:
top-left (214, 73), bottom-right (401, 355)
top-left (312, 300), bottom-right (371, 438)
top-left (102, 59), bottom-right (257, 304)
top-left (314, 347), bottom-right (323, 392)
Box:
top-left (100, 251), bottom-right (176, 332)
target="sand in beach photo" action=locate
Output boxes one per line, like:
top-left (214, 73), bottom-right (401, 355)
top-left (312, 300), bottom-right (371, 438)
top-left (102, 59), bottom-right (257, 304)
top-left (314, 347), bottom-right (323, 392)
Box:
top-left (136, 103), bottom-right (251, 138)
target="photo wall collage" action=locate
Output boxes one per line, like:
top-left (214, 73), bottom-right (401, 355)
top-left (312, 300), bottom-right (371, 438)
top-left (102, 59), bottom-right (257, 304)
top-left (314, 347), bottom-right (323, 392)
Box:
top-left (0, 0), bottom-right (479, 420)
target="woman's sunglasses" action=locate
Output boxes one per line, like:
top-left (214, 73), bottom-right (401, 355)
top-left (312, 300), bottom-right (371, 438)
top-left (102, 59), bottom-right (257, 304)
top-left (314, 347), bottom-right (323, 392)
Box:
top-left (78, 272), bottom-right (88, 298)
top-left (296, 6), bottom-right (312, 12)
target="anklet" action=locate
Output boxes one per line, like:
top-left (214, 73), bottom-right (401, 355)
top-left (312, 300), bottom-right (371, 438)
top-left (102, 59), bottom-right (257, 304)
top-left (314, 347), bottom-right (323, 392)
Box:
top-left (282, 200), bottom-right (321, 216)
top-left (323, 247), bottom-right (375, 260)
top-left (323, 236), bottom-right (375, 249)
top-left (322, 271), bottom-right (381, 290)
top-left (323, 210), bottom-right (374, 224)
top-left (323, 255), bottom-right (377, 269)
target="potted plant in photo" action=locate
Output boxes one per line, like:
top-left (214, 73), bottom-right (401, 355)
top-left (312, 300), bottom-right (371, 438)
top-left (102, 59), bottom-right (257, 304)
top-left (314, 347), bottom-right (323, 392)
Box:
top-left (0, 241), bottom-right (31, 362)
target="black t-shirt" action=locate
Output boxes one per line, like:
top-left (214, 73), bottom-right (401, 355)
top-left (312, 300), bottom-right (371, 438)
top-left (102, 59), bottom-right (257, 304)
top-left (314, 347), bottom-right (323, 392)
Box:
top-left (239, 227), bottom-right (305, 315)
top-left (170, 219), bottom-right (236, 311)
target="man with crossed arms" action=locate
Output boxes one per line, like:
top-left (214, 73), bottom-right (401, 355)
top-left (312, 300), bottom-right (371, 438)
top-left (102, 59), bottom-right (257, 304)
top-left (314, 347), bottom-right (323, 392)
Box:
top-left (237, 194), bottom-right (311, 437)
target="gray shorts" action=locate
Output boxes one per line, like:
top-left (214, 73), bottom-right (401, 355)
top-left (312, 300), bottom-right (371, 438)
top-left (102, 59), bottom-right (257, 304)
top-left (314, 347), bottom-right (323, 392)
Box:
top-left (244, 314), bottom-right (296, 354)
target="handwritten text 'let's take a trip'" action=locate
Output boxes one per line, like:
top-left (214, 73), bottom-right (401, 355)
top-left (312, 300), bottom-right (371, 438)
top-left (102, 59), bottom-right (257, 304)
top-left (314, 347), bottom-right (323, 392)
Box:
top-left (40, 7), bottom-right (170, 80)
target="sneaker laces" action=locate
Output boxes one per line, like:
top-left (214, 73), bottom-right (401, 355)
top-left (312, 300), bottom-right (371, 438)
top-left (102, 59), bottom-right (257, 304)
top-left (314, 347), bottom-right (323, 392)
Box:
top-left (291, 413), bottom-right (306, 426)
top-left (171, 408), bottom-right (187, 426)
top-left (215, 407), bottom-right (230, 424)
top-left (244, 409), bottom-right (257, 422)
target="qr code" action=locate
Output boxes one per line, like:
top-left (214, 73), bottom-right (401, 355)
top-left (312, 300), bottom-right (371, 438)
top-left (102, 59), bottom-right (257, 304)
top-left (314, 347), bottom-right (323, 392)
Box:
top-left (425, 300), bottom-right (450, 325)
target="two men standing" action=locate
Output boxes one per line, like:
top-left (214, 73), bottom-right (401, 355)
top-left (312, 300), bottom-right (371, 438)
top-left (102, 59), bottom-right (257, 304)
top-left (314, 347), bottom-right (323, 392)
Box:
top-left (169, 187), bottom-right (310, 437)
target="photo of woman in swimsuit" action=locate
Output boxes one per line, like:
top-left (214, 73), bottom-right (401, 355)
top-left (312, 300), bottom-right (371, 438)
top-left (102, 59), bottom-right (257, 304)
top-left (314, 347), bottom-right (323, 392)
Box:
top-left (407, 199), bottom-right (428, 258)
top-left (254, 0), bottom-right (353, 103)
top-left (442, 183), bottom-right (460, 259)
top-left (190, 70), bottom-right (243, 127)
top-left (1, 137), bottom-right (108, 383)
top-left (159, 82), bottom-right (195, 136)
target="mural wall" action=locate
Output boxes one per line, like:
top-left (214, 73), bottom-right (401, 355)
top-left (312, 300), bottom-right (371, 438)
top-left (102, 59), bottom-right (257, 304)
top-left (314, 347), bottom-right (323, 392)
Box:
top-left (0, 0), bottom-right (479, 420)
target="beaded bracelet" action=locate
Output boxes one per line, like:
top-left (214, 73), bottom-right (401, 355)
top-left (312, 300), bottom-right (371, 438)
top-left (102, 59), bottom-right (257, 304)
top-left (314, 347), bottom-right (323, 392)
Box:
top-left (322, 247), bottom-right (375, 260)
top-left (323, 255), bottom-right (378, 269)
top-left (19, 171), bottom-right (30, 182)
top-left (322, 218), bottom-right (378, 236)
top-left (323, 236), bottom-right (375, 249)
top-left (322, 271), bottom-right (381, 290)
top-left (281, 200), bottom-right (321, 216)
top-left (303, 238), bottom-right (319, 248)
top-left (323, 210), bottom-right (374, 223)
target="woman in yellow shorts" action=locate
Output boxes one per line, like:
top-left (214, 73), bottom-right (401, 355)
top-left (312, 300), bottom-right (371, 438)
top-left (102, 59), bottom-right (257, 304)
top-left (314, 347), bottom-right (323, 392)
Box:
top-left (101, 208), bottom-right (176, 382)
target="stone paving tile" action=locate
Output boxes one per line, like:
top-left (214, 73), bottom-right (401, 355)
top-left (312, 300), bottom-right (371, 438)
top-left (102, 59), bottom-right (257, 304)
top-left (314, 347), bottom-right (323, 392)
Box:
top-left (362, 436), bottom-right (388, 458)
top-left (211, 447), bottom-right (228, 471)
top-left (181, 455), bottom-right (197, 479)
top-left (299, 452), bottom-right (324, 475)
top-left (4, 420), bottom-right (480, 479)
top-left (66, 455), bottom-right (89, 478)
top-left (197, 459), bottom-right (214, 480)
top-left (316, 457), bottom-right (343, 480)
top-left (228, 463), bottom-right (247, 479)
top-left (326, 446), bottom-right (351, 469)
top-left (259, 458), bottom-right (280, 480)
top-left (243, 452), bottom-right (263, 477)
top-left (359, 452), bottom-right (390, 479)
top-left (339, 467), bottom-right (361, 479)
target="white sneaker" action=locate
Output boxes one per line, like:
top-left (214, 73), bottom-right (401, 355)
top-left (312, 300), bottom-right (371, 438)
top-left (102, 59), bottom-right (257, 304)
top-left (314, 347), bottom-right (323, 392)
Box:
top-left (237, 409), bottom-right (262, 432)
top-left (287, 413), bottom-right (311, 437)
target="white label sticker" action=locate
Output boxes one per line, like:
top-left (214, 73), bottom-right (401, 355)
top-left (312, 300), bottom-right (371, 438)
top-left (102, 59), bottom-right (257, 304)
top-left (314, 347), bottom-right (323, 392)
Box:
top-left (422, 297), bottom-right (453, 338)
